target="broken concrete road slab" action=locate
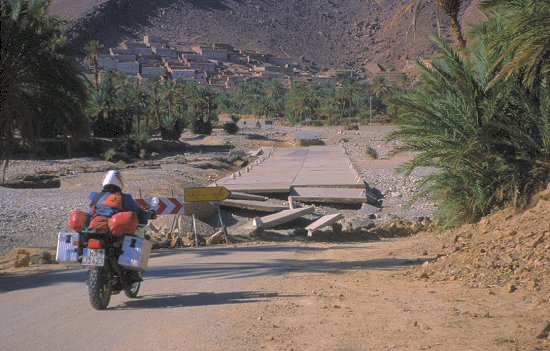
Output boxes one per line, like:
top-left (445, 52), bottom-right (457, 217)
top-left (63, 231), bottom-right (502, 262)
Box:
top-left (213, 146), bottom-right (362, 195)
top-left (305, 213), bottom-right (343, 237)
top-left (253, 207), bottom-right (315, 230)
top-left (290, 187), bottom-right (370, 204)
top-left (228, 191), bottom-right (268, 201)
top-left (220, 199), bottom-right (288, 212)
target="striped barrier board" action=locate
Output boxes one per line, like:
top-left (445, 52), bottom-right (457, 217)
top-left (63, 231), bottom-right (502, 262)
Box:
top-left (136, 197), bottom-right (185, 215)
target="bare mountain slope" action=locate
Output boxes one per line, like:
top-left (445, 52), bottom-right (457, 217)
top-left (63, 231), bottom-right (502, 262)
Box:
top-left (52, 0), bottom-right (477, 74)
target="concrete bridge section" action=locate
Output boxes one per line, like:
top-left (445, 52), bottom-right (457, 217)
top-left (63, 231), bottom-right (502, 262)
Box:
top-left (213, 146), bottom-right (367, 203)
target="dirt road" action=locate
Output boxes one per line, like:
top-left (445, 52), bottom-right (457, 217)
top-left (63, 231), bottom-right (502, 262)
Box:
top-left (0, 243), bottom-right (303, 351)
top-left (1, 237), bottom-right (547, 351)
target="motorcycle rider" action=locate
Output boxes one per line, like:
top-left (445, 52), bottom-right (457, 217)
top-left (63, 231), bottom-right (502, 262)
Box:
top-left (87, 170), bottom-right (148, 225)
top-left (86, 170), bottom-right (148, 284)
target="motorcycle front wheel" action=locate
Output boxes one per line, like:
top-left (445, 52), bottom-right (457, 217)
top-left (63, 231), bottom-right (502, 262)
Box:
top-left (87, 267), bottom-right (112, 310)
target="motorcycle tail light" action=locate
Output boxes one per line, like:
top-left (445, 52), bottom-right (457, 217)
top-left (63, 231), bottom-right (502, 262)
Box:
top-left (88, 239), bottom-right (103, 249)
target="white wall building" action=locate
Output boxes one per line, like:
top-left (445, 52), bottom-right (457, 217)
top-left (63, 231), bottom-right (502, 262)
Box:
top-left (171, 69), bottom-right (196, 80)
top-left (190, 62), bottom-right (216, 72)
top-left (116, 61), bottom-right (140, 75)
top-left (191, 45), bottom-right (228, 61)
top-left (97, 55), bottom-right (118, 70)
top-left (154, 47), bottom-right (179, 58)
top-left (267, 56), bottom-right (292, 67)
top-left (141, 65), bottom-right (166, 77)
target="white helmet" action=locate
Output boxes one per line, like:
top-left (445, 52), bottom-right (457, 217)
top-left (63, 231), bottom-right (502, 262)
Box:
top-left (102, 170), bottom-right (124, 191)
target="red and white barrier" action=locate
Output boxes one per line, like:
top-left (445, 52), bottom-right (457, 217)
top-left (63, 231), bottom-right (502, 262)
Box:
top-left (136, 197), bottom-right (185, 215)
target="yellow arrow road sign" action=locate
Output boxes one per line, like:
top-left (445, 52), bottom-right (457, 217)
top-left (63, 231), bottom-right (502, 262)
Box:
top-left (184, 186), bottom-right (232, 202)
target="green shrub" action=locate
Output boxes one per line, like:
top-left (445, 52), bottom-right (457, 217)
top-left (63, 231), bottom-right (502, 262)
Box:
top-left (366, 146), bottom-right (378, 159)
top-left (159, 114), bottom-right (183, 140)
top-left (229, 114), bottom-right (240, 123)
top-left (223, 121), bottom-right (239, 135)
top-left (190, 118), bottom-right (213, 135)
top-left (102, 148), bottom-right (129, 163)
top-left (344, 123), bottom-right (359, 130)
top-left (129, 127), bottom-right (150, 151)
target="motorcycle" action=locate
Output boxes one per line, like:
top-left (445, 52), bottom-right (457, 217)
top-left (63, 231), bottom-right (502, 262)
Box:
top-left (80, 213), bottom-right (155, 310)
top-left (77, 196), bottom-right (158, 310)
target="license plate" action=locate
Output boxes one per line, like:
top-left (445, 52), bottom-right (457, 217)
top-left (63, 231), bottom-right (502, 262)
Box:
top-left (82, 249), bottom-right (105, 266)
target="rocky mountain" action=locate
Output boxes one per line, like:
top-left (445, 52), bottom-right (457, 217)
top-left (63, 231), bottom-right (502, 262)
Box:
top-left (50, 0), bottom-right (481, 76)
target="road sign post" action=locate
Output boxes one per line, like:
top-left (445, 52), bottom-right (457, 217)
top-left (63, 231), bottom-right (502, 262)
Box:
top-left (217, 203), bottom-right (229, 244)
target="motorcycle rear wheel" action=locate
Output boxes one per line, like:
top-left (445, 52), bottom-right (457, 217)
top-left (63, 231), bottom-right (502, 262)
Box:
top-left (125, 280), bottom-right (141, 298)
top-left (87, 268), bottom-right (112, 310)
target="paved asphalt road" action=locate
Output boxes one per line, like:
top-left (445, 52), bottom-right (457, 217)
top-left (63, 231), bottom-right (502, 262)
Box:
top-left (0, 244), bottom-right (310, 351)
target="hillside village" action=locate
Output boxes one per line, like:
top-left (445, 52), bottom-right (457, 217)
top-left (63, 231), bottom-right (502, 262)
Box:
top-left (97, 35), bottom-right (406, 89)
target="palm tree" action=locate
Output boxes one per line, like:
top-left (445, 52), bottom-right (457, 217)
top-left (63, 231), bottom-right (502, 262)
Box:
top-left (146, 77), bottom-right (163, 129)
top-left (371, 76), bottom-right (390, 99)
top-left (335, 80), bottom-right (363, 119)
top-left (186, 83), bottom-right (218, 134)
top-left (285, 84), bottom-right (319, 123)
top-left (84, 40), bottom-right (104, 90)
top-left (391, 0), bottom-right (467, 49)
top-left (160, 79), bottom-right (182, 118)
top-left (87, 77), bottom-right (120, 137)
top-left (388, 34), bottom-right (549, 228)
top-left (1, 0), bottom-right (88, 181)
top-left (480, 0), bottom-right (550, 92)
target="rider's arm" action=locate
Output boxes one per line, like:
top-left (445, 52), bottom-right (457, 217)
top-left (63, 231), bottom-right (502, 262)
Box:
top-left (122, 193), bottom-right (148, 224)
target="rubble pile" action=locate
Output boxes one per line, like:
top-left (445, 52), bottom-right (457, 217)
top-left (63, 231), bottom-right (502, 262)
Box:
top-left (419, 185), bottom-right (550, 294)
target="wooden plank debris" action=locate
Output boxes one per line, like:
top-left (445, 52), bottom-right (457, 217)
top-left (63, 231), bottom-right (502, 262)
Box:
top-left (253, 207), bottom-right (315, 229)
top-left (220, 199), bottom-right (288, 212)
top-left (305, 213), bottom-right (343, 237)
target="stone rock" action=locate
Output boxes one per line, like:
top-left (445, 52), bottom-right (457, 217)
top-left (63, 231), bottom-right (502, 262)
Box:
top-left (206, 229), bottom-right (229, 245)
top-left (341, 216), bottom-right (375, 234)
top-left (502, 284), bottom-right (517, 293)
top-left (419, 271), bottom-right (430, 279)
top-left (14, 250), bottom-right (30, 268)
top-left (536, 321), bottom-right (550, 339)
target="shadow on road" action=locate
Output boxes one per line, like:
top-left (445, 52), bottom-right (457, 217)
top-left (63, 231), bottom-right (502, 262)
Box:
top-left (147, 257), bottom-right (431, 281)
top-left (150, 244), bottom-right (332, 259)
top-left (0, 244), bottom-right (432, 292)
top-left (0, 268), bottom-right (85, 293)
top-left (115, 290), bottom-right (300, 310)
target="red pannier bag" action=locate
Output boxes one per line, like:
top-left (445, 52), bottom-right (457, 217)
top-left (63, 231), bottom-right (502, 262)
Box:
top-left (108, 212), bottom-right (138, 236)
top-left (70, 210), bottom-right (90, 232)
top-left (88, 216), bottom-right (109, 233)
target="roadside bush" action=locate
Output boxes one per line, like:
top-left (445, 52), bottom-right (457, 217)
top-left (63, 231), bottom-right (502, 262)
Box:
top-left (102, 148), bottom-right (130, 163)
top-left (366, 146), bottom-right (379, 159)
top-left (223, 122), bottom-right (239, 135)
top-left (190, 118), bottom-right (213, 135)
top-left (159, 114), bottom-right (184, 140)
top-left (344, 123), bottom-right (359, 130)
top-left (229, 114), bottom-right (241, 123)
top-left (128, 127), bottom-right (150, 153)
